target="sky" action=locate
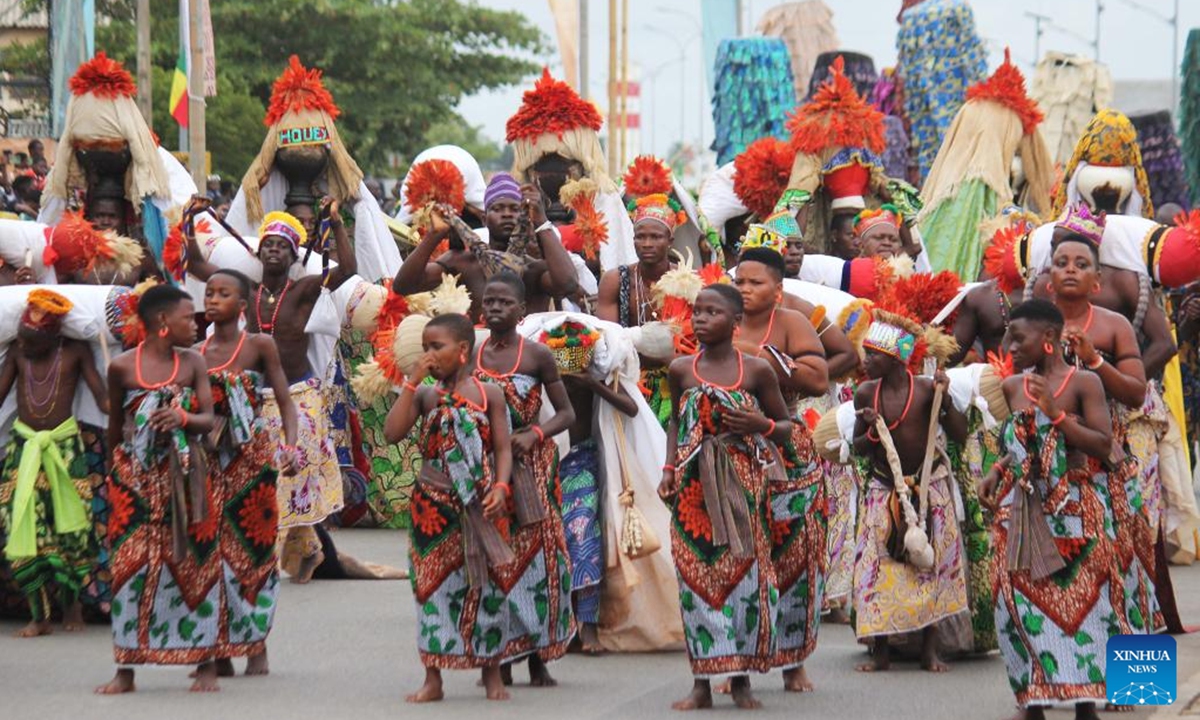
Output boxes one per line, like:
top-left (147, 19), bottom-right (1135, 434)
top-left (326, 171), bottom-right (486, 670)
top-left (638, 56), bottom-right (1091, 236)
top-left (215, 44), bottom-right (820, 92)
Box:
top-left (457, 0), bottom-right (1199, 160)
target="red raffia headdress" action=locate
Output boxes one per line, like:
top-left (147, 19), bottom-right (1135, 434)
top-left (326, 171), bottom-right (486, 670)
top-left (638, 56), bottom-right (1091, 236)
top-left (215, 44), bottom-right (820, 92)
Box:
top-left (965, 48), bottom-right (1043, 136)
top-left (68, 52), bottom-right (136, 99)
top-left (982, 225), bottom-right (1030, 295)
top-left (787, 55), bottom-right (886, 157)
top-left (404, 159), bottom-right (466, 214)
top-left (733, 137), bottom-right (794, 219)
top-left (505, 68), bottom-right (613, 191)
top-left (877, 269), bottom-right (964, 328)
top-left (240, 55), bottom-right (363, 225)
top-left (623, 155), bottom-right (674, 198)
top-left (43, 211), bottom-right (143, 277)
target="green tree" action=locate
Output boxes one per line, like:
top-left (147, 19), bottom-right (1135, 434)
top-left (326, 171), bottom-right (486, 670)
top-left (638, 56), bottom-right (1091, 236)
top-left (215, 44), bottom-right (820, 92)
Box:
top-left (4, 0), bottom-right (546, 177)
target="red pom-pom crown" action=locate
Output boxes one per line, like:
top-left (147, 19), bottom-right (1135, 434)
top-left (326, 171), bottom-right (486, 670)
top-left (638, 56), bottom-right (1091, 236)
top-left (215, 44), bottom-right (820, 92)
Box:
top-left (964, 48), bottom-right (1044, 136)
top-left (733, 137), bottom-right (794, 219)
top-left (69, 52), bottom-right (136, 99)
top-left (505, 68), bottom-right (603, 143)
top-left (623, 155), bottom-right (674, 197)
top-left (264, 55), bottom-right (341, 127)
top-left (404, 159), bottom-right (466, 213)
top-left (983, 225), bottom-right (1028, 296)
top-left (787, 55), bottom-right (886, 156)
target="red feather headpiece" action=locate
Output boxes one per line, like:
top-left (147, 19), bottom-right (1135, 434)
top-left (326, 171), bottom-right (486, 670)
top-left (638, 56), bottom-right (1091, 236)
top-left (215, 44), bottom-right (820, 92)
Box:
top-left (69, 52), bottom-right (136, 99)
top-left (878, 270), bottom-right (963, 327)
top-left (375, 287), bottom-right (411, 333)
top-left (264, 55), bottom-right (341, 127)
top-left (505, 68), bottom-right (603, 143)
top-left (623, 155), bottom-right (674, 197)
top-left (982, 225), bottom-right (1028, 296)
top-left (163, 223), bottom-right (187, 282)
top-left (787, 55), bottom-right (885, 156)
top-left (43, 212), bottom-right (104, 275)
top-left (965, 48), bottom-right (1043, 136)
top-left (733, 137), bottom-right (794, 219)
top-left (404, 159), bottom-right (466, 213)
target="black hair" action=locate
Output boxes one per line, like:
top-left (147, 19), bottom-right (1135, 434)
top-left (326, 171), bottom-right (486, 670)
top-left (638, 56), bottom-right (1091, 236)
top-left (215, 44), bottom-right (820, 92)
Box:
top-left (700, 282), bottom-right (745, 314)
top-left (738, 247), bottom-right (786, 281)
top-left (210, 268), bottom-right (253, 301)
top-left (1050, 232), bottom-right (1100, 263)
top-left (425, 313), bottom-right (476, 353)
top-left (485, 271), bottom-right (527, 301)
top-left (830, 212), bottom-right (856, 235)
top-left (1009, 298), bottom-right (1065, 330)
top-left (137, 284), bottom-right (191, 325)
top-left (11, 175), bottom-right (37, 201)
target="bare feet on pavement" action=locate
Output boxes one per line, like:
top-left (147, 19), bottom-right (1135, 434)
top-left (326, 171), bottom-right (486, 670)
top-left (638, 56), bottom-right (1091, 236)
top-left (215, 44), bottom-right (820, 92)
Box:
top-left (246, 649), bottom-right (270, 676)
top-left (95, 669), bottom-right (136, 695)
top-left (16, 619), bottom-right (51, 638)
top-left (406, 667), bottom-right (445, 703)
top-left (189, 661), bottom-right (221, 692)
top-left (672, 679), bottom-right (714, 711)
top-left (63, 602), bottom-right (86, 632)
top-left (783, 666), bottom-right (815, 692)
top-left (482, 666), bottom-right (510, 701)
top-left (729, 676), bottom-right (762, 709)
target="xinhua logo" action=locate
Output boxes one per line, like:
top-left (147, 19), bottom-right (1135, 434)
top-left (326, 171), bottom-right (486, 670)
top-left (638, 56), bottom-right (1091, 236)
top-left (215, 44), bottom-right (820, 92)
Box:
top-left (1106, 634), bottom-right (1176, 706)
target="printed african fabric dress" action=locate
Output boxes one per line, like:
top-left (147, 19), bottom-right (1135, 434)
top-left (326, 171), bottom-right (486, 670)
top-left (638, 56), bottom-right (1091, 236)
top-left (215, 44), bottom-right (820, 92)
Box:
top-left (108, 386), bottom-right (219, 665)
top-left (1105, 400), bottom-right (1161, 634)
top-left (262, 376), bottom-right (343, 529)
top-left (0, 417), bottom-right (99, 622)
top-left (409, 386), bottom-right (524, 668)
top-left (769, 411), bottom-right (827, 670)
top-left (797, 392), bottom-right (855, 609)
top-left (616, 265), bottom-right (671, 430)
top-left (670, 385), bottom-right (780, 677)
top-left (474, 370), bottom-right (574, 661)
top-left (951, 408), bottom-right (1002, 652)
top-left (992, 409), bottom-right (1127, 708)
top-left (853, 441), bottom-right (968, 639)
top-left (205, 370), bottom-right (280, 657)
top-left (560, 439), bottom-right (603, 626)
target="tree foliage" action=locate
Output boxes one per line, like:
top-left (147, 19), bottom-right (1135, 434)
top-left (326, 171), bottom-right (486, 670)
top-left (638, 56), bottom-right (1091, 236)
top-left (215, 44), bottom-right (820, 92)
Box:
top-left (4, 0), bottom-right (546, 178)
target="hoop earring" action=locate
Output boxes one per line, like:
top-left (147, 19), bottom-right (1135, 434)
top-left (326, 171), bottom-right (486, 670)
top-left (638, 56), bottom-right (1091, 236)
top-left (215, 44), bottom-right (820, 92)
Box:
top-left (1043, 341), bottom-right (1054, 354)
top-left (158, 326), bottom-right (169, 339)
top-left (460, 351), bottom-right (468, 364)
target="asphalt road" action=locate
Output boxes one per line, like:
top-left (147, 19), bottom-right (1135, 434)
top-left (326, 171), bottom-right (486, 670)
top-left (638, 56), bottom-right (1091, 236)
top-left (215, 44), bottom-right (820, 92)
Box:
top-left (2, 528), bottom-right (1192, 719)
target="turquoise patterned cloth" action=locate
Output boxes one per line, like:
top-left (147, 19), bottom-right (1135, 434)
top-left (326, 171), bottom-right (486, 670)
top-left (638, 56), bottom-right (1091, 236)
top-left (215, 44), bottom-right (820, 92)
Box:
top-left (711, 38), bottom-right (796, 166)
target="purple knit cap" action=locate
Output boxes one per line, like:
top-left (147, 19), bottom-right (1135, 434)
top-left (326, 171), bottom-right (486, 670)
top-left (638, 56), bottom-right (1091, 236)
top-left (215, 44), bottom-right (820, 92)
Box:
top-left (485, 172), bottom-right (522, 209)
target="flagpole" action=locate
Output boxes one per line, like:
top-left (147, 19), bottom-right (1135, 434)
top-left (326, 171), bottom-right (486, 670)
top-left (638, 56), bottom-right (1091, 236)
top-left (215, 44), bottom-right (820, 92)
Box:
top-left (187, 0), bottom-right (206, 187)
top-left (136, 0), bottom-right (152, 128)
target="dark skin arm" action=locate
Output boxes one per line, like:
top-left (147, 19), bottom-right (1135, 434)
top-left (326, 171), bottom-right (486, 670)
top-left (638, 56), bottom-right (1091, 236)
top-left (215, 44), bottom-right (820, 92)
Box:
top-left (73, 340), bottom-right (109, 414)
top-left (781, 293), bottom-right (859, 378)
top-left (1138, 300), bottom-right (1177, 381)
top-left (255, 335), bottom-right (298, 453)
top-left (851, 381), bottom-right (877, 456)
top-left (950, 288), bottom-right (983, 367)
top-left (522, 184), bottom-right (579, 298)
top-left (582, 375), bottom-right (639, 417)
top-left (595, 269), bottom-right (621, 324)
top-left (384, 354), bottom-right (436, 442)
top-left (481, 384), bottom-right (513, 521)
top-left (392, 210), bottom-right (451, 295)
top-left (1065, 318), bottom-right (1147, 408)
top-left (1022, 373), bottom-right (1113, 459)
top-left (935, 370), bottom-right (968, 445)
top-left (512, 344), bottom-right (576, 457)
top-left (106, 356), bottom-right (131, 469)
top-left (147, 352), bottom-right (215, 434)
top-left (660, 358), bottom-right (686, 500)
top-left (317, 200), bottom-right (356, 291)
top-left (0, 351), bottom-right (16, 406)
top-left (180, 196), bottom-right (220, 282)
top-left (721, 357), bottom-right (794, 443)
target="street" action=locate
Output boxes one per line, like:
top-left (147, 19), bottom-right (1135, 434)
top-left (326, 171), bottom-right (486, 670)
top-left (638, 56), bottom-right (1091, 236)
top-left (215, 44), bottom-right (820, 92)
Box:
top-left (2, 528), bottom-right (1194, 719)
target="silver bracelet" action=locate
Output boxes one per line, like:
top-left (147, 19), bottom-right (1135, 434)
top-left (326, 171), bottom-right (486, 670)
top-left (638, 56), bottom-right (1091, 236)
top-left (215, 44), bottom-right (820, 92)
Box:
top-left (536, 220), bottom-right (554, 234)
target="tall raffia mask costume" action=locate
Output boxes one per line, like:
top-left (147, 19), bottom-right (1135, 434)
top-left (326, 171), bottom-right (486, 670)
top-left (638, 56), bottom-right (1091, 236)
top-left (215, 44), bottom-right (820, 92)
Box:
top-left (1052, 109), bottom-right (1154, 219)
top-left (918, 49), bottom-right (1052, 281)
top-left (505, 68), bottom-right (634, 271)
top-left (225, 55), bottom-right (399, 283)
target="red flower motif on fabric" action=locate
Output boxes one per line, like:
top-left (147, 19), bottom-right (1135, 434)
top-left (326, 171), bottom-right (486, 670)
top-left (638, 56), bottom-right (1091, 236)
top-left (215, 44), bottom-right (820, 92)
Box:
top-left (108, 482), bottom-right (134, 541)
top-left (771, 518), bottom-right (792, 547)
top-left (238, 484), bottom-right (279, 548)
top-left (189, 506), bottom-right (218, 544)
top-left (676, 481), bottom-right (713, 543)
top-left (410, 492), bottom-right (447, 537)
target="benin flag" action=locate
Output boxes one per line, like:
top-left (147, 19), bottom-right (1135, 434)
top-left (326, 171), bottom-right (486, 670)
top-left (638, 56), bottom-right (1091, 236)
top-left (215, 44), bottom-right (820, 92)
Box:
top-left (170, 46), bottom-right (188, 127)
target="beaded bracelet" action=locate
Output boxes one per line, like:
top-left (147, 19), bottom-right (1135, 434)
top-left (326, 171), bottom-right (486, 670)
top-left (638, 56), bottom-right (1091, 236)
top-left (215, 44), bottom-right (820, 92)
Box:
top-left (1085, 356), bottom-right (1104, 371)
top-left (662, 464), bottom-right (677, 473)
top-left (402, 380), bottom-right (419, 393)
top-left (176, 407), bottom-right (188, 429)
top-left (765, 418), bottom-right (777, 436)
top-left (1050, 410), bottom-right (1067, 426)
top-left (531, 426), bottom-right (545, 442)
top-left (494, 482), bottom-right (511, 495)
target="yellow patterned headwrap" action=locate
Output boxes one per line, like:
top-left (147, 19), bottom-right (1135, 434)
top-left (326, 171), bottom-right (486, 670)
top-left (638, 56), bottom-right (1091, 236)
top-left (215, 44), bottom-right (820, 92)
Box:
top-left (740, 223), bottom-right (787, 255)
top-left (258, 210), bottom-right (307, 255)
top-left (1052, 109), bottom-right (1153, 218)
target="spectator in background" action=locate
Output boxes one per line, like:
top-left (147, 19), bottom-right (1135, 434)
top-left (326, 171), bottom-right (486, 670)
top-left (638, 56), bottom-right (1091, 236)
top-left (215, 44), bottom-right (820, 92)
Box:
top-left (213, 195), bottom-right (232, 221)
top-left (206, 174), bottom-right (222, 201)
top-left (365, 178), bottom-right (384, 207)
top-left (10, 175), bottom-right (40, 220)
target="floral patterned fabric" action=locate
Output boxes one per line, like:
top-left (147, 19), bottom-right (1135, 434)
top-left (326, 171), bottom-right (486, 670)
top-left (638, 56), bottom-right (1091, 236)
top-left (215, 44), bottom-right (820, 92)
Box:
top-left (992, 409), bottom-right (1127, 708)
top-left (1105, 400), bottom-right (1161, 634)
top-left (953, 411), bottom-right (1002, 652)
top-left (670, 385), bottom-right (779, 677)
top-left (262, 378), bottom-right (343, 529)
top-left (560, 439), bottom-right (603, 624)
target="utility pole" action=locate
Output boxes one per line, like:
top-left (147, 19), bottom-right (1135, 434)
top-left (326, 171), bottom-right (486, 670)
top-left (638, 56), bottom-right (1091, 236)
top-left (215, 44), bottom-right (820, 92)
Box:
top-left (579, 0), bottom-right (589, 100)
top-left (607, 0), bottom-right (617, 177)
top-left (1025, 11), bottom-right (1049, 64)
top-left (619, 0), bottom-right (629, 170)
top-left (187, 0), bottom-right (205, 187)
top-left (136, 0), bottom-right (152, 128)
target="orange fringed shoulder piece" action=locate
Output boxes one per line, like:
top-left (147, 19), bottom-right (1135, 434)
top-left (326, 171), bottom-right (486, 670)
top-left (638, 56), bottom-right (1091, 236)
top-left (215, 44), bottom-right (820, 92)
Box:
top-left (623, 155), bottom-right (674, 197)
top-left (264, 55), bottom-right (341, 127)
top-left (404, 159), bottom-right (466, 213)
top-left (570, 194), bottom-right (609, 261)
top-left (369, 326), bottom-right (406, 387)
top-left (163, 223), bottom-right (187, 282)
top-left (983, 225), bottom-right (1027, 296)
top-left (69, 52), bottom-right (136, 99)
top-left (505, 68), bottom-right (603, 143)
top-left (786, 55), bottom-right (885, 156)
top-left (733, 137), bottom-right (794, 219)
top-left (376, 287), bottom-right (411, 332)
top-left (965, 48), bottom-right (1044, 136)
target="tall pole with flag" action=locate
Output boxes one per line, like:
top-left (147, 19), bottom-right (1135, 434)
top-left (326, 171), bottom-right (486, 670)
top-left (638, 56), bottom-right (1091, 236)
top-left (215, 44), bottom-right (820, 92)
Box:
top-left (169, 0), bottom-right (190, 144)
top-left (186, 0), bottom-right (206, 187)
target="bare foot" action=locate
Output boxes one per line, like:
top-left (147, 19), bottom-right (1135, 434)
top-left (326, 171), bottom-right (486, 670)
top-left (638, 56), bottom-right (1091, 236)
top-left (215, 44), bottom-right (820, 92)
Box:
top-left (63, 602), bottom-right (86, 632)
top-left (15, 620), bottom-right (51, 638)
top-left (95, 669), bottom-right (136, 694)
top-left (482, 666), bottom-right (510, 701)
top-left (579, 623), bottom-right (606, 655)
top-left (245, 650), bottom-right (269, 676)
top-left (188, 658), bottom-right (234, 679)
top-left (1075, 702), bottom-right (1100, 720)
top-left (713, 679), bottom-right (732, 695)
top-left (729, 676), bottom-right (761, 710)
top-left (825, 607), bottom-right (851, 625)
top-left (920, 654), bottom-right (950, 673)
top-left (406, 667), bottom-right (445, 703)
top-left (528, 655), bottom-right (557, 687)
top-left (290, 550), bottom-right (322, 584)
top-left (856, 640), bottom-right (890, 672)
top-left (783, 666), bottom-right (814, 692)
top-left (671, 679), bottom-right (713, 711)
top-left (920, 626), bottom-right (949, 673)
top-left (189, 662), bottom-right (221, 692)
